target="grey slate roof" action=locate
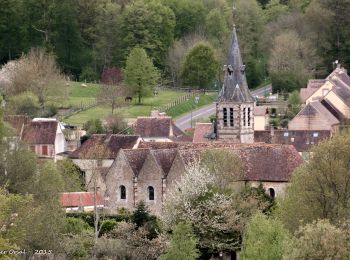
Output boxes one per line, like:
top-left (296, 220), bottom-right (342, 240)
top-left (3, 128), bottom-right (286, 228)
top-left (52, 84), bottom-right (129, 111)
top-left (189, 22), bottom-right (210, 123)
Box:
top-left (218, 27), bottom-right (254, 103)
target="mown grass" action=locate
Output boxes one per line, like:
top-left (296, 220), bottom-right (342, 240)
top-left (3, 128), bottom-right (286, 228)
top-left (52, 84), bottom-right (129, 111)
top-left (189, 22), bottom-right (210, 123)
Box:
top-left (64, 88), bottom-right (186, 126)
top-left (167, 94), bottom-right (216, 118)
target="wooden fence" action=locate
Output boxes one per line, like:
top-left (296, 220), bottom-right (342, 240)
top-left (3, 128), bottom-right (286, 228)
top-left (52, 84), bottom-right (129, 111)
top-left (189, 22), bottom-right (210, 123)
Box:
top-left (56, 100), bottom-right (98, 121)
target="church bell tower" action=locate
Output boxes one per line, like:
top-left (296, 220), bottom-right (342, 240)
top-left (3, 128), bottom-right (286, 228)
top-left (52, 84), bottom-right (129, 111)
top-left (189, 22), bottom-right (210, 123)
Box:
top-left (216, 27), bottom-right (254, 143)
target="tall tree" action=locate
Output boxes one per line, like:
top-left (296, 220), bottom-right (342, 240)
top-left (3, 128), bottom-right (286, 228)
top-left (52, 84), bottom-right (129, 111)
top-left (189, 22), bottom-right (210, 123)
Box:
top-left (162, 0), bottom-right (206, 39)
top-left (159, 222), bottom-right (199, 260)
top-left (49, 0), bottom-right (87, 76)
top-left (124, 47), bottom-right (160, 104)
top-left (283, 219), bottom-right (350, 260)
top-left (92, 1), bottom-right (122, 74)
top-left (242, 213), bottom-right (289, 260)
top-left (120, 0), bottom-right (175, 68)
top-left (279, 133), bottom-right (350, 232)
top-left (181, 42), bottom-right (219, 89)
top-left (0, 0), bottom-right (25, 62)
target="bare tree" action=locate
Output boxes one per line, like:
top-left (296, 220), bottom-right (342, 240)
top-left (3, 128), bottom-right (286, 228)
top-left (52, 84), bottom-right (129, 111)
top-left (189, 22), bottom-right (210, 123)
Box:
top-left (4, 48), bottom-right (65, 108)
top-left (81, 144), bottom-right (110, 252)
top-left (97, 84), bottom-right (126, 115)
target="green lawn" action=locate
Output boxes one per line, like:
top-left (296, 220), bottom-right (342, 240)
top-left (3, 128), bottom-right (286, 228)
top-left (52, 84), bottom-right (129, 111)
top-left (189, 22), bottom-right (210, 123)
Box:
top-left (167, 94), bottom-right (216, 118)
top-left (60, 82), bottom-right (217, 126)
top-left (64, 89), bottom-right (186, 126)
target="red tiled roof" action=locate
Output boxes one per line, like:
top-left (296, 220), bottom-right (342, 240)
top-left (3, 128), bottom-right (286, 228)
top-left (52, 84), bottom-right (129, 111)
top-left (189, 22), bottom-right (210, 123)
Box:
top-left (135, 117), bottom-right (186, 138)
top-left (21, 121), bottom-right (58, 144)
top-left (70, 134), bottom-right (139, 159)
top-left (193, 123), bottom-right (212, 143)
top-left (60, 192), bottom-right (104, 207)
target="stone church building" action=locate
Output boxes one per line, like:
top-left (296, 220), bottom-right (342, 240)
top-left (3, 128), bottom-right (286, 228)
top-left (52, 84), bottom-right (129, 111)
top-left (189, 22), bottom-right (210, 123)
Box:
top-left (216, 27), bottom-right (255, 143)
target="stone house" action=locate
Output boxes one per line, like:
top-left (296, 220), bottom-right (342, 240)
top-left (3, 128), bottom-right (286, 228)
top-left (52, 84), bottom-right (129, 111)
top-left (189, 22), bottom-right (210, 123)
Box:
top-left (288, 101), bottom-right (340, 132)
top-left (21, 118), bottom-right (66, 159)
top-left (104, 143), bottom-right (302, 216)
top-left (297, 65), bottom-right (350, 129)
top-left (70, 134), bottom-right (141, 194)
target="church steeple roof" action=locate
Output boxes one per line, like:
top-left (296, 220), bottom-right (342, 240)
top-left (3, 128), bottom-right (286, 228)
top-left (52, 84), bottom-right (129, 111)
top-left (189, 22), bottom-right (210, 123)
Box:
top-left (218, 27), bottom-right (254, 103)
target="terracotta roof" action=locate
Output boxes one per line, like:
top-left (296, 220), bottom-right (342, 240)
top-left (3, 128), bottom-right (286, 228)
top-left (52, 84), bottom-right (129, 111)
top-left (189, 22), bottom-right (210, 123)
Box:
top-left (60, 192), bottom-right (104, 207)
top-left (135, 117), bottom-right (172, 137)
top-left (193, 123), bottom-right (212, 143)
top-left (21, 121), bottom-right (58, 145)
top-left (151, 149), bottom-right (178, 175)
top-left (4, 115), bottom-right (31, 136)
top-left (70, 134), bottom-right (139, 159)
top-left (123, 149), bottom-right (149, 175)
top-left (254, 130), bottom-right (331, 152)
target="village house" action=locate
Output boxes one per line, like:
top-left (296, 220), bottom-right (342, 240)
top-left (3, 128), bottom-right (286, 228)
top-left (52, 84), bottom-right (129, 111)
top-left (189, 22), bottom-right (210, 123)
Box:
top-left (294, 65), bottom-right (350, 131)
top-left (70, 134), bottom-right (141, 194)
top-left (20, 118), bottom-right (66, 159)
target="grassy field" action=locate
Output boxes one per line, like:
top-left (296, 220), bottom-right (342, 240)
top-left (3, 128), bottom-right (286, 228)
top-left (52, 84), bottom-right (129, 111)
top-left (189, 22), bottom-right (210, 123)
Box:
top-left (167, 94), bottom-right (216, 118)
top-left (60, 82), bottom-right (218, 126)
top-left (63, 86), bottom-right (186, 126)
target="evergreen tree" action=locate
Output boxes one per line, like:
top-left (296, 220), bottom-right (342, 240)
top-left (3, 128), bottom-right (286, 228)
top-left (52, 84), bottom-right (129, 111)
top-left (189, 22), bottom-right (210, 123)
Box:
top-left (159, 222), bottom-right (199, 260)
top-left (124, 47), bottom-right (160, 104)
top-left (181, 42), bottom-right (219, 89)
top-left (131, 201), bottom-right (151, 227)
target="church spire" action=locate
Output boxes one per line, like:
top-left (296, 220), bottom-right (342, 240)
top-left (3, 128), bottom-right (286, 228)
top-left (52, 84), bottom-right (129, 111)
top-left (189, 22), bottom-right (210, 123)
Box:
top-left (218, 27), bottom-right (254, 103)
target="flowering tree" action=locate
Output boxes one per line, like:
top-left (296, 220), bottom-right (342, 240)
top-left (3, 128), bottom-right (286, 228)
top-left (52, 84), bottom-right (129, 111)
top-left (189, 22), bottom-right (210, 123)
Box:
top-left (162, 164), bottom-right (260, 254)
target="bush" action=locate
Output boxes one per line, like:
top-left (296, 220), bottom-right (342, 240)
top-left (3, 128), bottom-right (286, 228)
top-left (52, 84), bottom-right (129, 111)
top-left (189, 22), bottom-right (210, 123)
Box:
top-left (7, 91), bottom-right (40, 116)
top-left (100, 219), bottom-right (118, 236)
top-left (83, 119), bottom-right (106, 135)
top-left (79, 66), bottom-right (98, 82)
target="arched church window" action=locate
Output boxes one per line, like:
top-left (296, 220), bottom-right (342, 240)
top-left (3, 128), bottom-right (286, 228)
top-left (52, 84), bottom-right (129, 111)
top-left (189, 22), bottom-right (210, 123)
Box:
top-left (148, 186), bottom-right (155, 200)
top-left (247, 107), bottom-right (251, 127)
top-left (223, 108), bottom-right (228, 127)
top-left (268, 188), bottom-right (275, 199)
top-left (230, 108), bottom-right (234, 127)
top-left (120, 185), bottom-right (126, 200)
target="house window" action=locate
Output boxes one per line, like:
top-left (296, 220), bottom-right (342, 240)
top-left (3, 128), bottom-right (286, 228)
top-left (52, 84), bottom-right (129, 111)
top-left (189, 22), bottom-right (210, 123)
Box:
top-left (243, 108), bottom-right (246, 126)
top-left (120, 185), bottom-right (126, 200)
top-left (283, 132), bottom-right (289, 137)
top-left (30, 146), bottom-right (35, 153)
top-left (148, 186), bottom-right (154, 201)
top-left (313, 132), bottom-right (319, 138)
top-left (42, 145), bottom-right (48, 156)
top-left (247, 107), bottom-right (251, 127)
top-left (230, 108), bottom-right (234, 127)
top-left (223, 108), bottom-right (228, 127)
top-left (268, 188), bottom-right (275, 199)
